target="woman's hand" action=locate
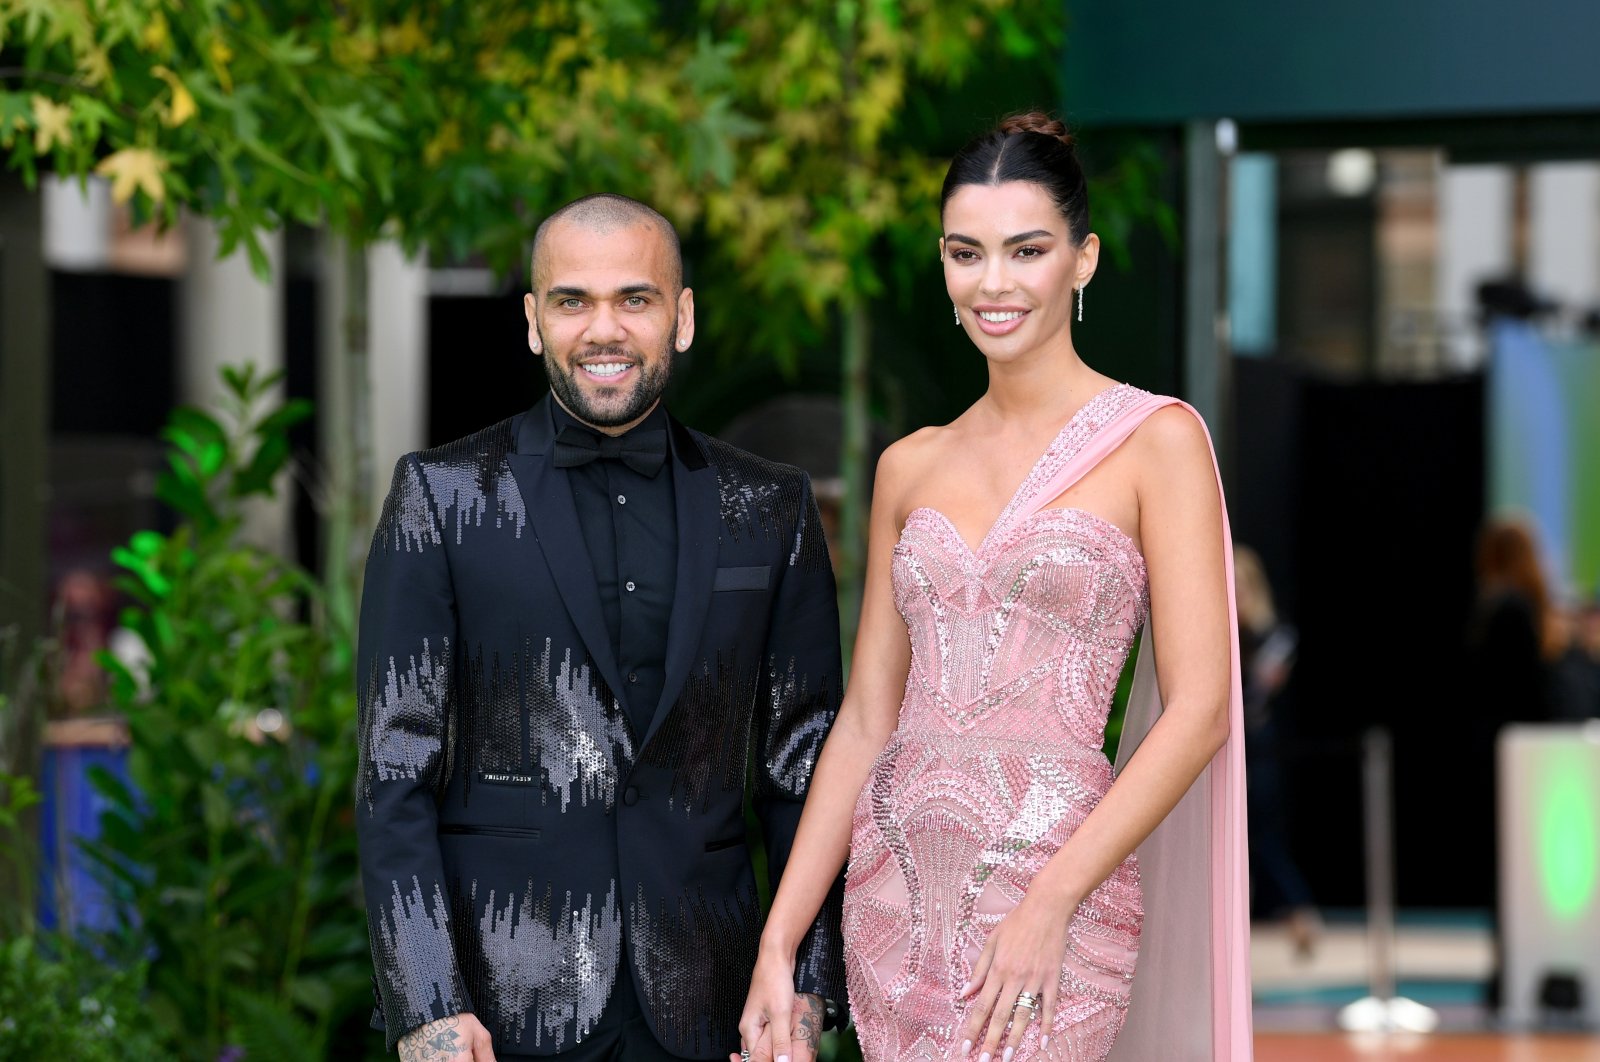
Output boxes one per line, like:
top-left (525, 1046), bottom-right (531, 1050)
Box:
top-left (731, 947), bottom-right (797, 1062)
top-left (955, 889), bottom-right (1081, 1061)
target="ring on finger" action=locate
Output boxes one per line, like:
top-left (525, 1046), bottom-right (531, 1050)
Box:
top-left (1014, 991), bottom-right (1041, 1013)
top-left (740, 1050), bottom-right (751, 1061)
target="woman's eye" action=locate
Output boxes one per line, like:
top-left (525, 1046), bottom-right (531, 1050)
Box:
top-left (952, 249), bottom-right (978, 261)
top-left (1016, 246), bottom-right (1044, 258)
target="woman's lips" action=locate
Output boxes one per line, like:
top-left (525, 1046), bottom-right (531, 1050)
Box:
top-left (973, 309), bottom-right (1029, 336)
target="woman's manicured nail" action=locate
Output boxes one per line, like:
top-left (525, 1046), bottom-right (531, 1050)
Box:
top-left (778, 1056), bottom-right (789, 1062)
top-left (979, 1052), bottom-right (992, 1062)
top-left (960, 980), bottom-right (971, 995)
top-left (962, 1039), bottom-right (973, 1055)
top-left (1041, 1035), bottom-right (1050, 1051)
top-left (1003, 1049), bottom-right (1014, 1062)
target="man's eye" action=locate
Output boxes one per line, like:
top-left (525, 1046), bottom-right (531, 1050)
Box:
top-left (560, 298), bottom-right (583, 309)
top-left (624, 296), bottom-right (646, 308)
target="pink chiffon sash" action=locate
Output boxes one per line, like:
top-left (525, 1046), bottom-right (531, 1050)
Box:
top-left (1001, 392), bottom-right (1253, 1061)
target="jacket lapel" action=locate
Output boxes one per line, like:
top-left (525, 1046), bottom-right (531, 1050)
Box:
top-left (506, 396), bottom-right (630, 707)
top-left (641, 416), bottom-right (720, 749)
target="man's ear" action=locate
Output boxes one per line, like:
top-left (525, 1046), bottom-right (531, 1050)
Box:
top-left (675, 287), bottom-right (696, 350)
top-left (524, 292), bottom-right (542, 354)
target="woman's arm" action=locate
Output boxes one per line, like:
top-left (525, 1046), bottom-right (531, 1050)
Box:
top-left (733, 439), bottom-right (920, 1062)
top-left (957, 404), bottom-right (1233, 1060)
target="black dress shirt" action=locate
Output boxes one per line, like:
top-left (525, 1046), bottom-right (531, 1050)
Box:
top-left (550, 401), bottom-right (677, 736)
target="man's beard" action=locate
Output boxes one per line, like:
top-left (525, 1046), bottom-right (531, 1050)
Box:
top-left (542, 329), bottom-right (674, 429)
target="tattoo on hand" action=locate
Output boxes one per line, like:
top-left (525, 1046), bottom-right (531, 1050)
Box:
top-left (399, 1016), bottom-right (464, 1062)
top-left (794, 993), bottom-right (824, 1053)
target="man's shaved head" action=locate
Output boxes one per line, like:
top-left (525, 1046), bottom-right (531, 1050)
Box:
top-left (530, 193), bottom-right (683, 292)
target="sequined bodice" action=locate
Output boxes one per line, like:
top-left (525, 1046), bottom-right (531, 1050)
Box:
top-left (892, 504), bottom-right (1148, 749)
top-left (843, 384), bottom-right (1156, 1062)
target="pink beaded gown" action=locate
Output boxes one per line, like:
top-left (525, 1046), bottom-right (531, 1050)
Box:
top-left (842, 385), bottom-right (1253, 1062)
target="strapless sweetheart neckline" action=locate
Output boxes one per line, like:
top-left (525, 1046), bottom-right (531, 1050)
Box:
top-left (901, 504), bottom-right (1143, 566)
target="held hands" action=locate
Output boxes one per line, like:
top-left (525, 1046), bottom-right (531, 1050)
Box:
top-left (397, 1013), bottom-right (497, 1062)
top-left (732, 949), bottom-right (825, 1062)
top-left (955, 890), bottom-right (1082, 1061)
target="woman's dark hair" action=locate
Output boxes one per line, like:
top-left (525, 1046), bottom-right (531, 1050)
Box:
top-left (940, 112), bottom-right (1089, 245)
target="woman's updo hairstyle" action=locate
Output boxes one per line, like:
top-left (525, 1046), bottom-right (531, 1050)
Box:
top-left (940, 111), bottom-right (1089, 246)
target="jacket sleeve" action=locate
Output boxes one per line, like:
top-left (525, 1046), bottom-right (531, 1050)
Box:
top-left (753, 472), bottom-right (848, 1004)
top-left (356, 453), bottom-right (471, 1049)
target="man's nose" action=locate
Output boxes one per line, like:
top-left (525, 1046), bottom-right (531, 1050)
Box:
top-left (585, 304), bottom-right (629, 345)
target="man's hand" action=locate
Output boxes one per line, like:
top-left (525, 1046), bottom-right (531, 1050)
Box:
top-left (732, 990), bottom-right (827, 1062)
top-left (398, 1014), bottom-right (497, 1062)
top-left (788, 993), bottom-right (826, 1062)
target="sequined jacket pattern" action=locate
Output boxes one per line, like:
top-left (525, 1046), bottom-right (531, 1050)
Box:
top-left (356, 397), bottom-right (847, 1057)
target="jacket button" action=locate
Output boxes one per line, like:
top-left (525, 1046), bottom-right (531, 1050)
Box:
top-left (623, 785), bottom-right (639, 806)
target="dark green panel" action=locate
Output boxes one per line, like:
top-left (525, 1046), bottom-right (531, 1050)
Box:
top-left (1064, 0), bottom-right (1600, 125)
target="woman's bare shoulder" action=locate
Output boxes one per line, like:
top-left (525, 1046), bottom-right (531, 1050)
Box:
top-left (1128, 402), bottom-right (1218, 497)
top-left (876, 424), bottom-right (952, 483)
top-left (1133, 402), bottom-right (1212, 455)
top-left (872, 424), bottom-right (959, 522)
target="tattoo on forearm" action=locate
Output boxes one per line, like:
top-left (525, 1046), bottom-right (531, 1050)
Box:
top-left (399, 1016), bottom-right (464, 1062)
top-left (794, 994), bottom-right (824, 1053)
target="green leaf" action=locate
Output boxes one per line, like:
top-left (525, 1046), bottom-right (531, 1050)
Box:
top-left (254, 398), bottom-right (313, 436)
top-left (200, 782), bottom-right (230, 834)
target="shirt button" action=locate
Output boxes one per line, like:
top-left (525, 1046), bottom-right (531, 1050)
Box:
top-left (616, 494), bottom-right (626, 505)
top-left (627, 672), bottom-right (639, 684)
top-left (623, 786), bottom-right (639, 806)
top-left (625, 580), bottom-right (636, 592)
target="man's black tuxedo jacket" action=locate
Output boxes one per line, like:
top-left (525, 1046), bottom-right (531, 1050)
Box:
top-left (356, 398), bottom-right (847, 1057)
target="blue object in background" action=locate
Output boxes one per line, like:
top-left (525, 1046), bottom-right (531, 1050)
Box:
top-left (1228, 153), bottom-right (1278, 357)
top-left (37, 731), bottom-right (129, 935)
top-left (1488, 318), bottom-right (1573, 593)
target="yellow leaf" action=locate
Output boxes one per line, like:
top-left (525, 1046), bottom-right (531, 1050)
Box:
top-left (209, 35), bottom-right (235, 93)
top-left (152, 66), bottom-right (197, 127)
top-left (30, 95), bottom-right (72, 153)
top-left (380, 12), bottom-right (429, 56)
top-left (486, 124), bottom-right (515, 153)
top-left (423, 120), bottom-right (461, 166)
top-left (141, 10), bottom-right (170, 52)
top-left (334, 31), bottom-right (379, 67)
top-left (95, 148), bottom-right (168, 205)
top-left (77, 46), bottom-right (111, 85)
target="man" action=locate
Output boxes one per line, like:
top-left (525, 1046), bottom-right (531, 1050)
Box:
top-left (356, 194), bottom-right (846, 1062)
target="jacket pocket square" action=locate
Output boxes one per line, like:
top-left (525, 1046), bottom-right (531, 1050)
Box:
top-left (713, 565), bottom-right (770, 592)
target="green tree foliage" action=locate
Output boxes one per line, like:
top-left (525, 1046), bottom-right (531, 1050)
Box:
top-left (688, 0), bottom-right (1072, 635)
top-left (84, 367), bottom-right (372, 1060)
top-left (0, 0), bottom-right (745, 271)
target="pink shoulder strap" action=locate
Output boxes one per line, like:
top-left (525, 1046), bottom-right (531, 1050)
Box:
top-left (1010, 391), bottom-right (1183, 527)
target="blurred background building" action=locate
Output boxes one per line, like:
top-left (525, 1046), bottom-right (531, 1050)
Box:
top-left (1061, 0), bottom-right (1600, 1031)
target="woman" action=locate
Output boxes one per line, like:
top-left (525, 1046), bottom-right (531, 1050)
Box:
top-left (735, 113), bottom-right (1251, 1062)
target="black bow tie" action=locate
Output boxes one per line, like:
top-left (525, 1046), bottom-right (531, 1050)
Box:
top-left (552, 425), bottom-right (668, 478)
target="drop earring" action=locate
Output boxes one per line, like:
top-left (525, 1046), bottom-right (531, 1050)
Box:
top-left (953, 302), bottom-right (960, 326)
top-left (1076, 285), bottom-right (1084, 322)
